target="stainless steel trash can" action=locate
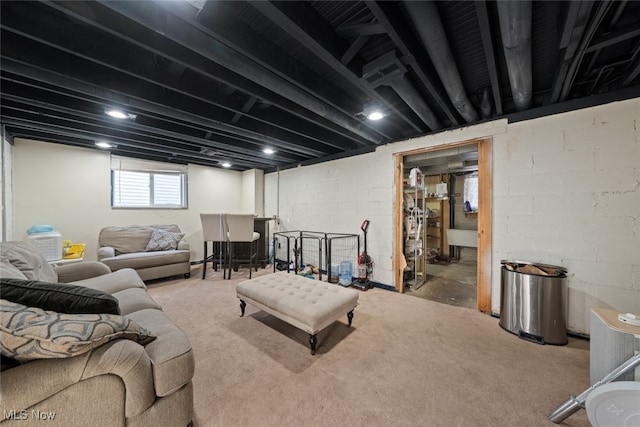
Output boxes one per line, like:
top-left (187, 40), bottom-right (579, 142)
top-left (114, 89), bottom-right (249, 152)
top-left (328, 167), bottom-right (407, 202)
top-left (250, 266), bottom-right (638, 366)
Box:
top-left (499, 260), bottom-right (568, 345)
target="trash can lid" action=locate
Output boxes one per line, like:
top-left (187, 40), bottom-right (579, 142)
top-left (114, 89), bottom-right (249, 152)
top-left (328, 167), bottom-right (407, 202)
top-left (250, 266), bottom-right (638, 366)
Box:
top-left (501, 260), bottom-right (567, 275)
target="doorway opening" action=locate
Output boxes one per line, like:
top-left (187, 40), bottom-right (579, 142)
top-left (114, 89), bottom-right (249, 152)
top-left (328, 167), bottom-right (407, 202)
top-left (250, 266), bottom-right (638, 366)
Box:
top-left (393, 137), bottom-right (492, 313)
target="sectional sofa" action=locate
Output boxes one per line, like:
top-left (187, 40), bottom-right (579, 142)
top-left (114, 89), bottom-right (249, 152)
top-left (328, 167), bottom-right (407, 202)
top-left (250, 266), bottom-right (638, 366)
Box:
top-left (0, 240), bottom-right (194, 426)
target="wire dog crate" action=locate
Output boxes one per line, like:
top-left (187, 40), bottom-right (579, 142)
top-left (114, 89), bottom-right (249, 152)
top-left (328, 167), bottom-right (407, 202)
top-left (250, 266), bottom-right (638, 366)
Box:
top-left (273, 231), bottom-right (359, 282)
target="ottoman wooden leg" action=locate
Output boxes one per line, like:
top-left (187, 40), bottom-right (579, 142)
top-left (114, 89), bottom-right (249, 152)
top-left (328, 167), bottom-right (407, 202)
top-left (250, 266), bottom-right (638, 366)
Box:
top-left (239, 300), bottom-right (246, 317)
top-left (309, 334), bottom-right (317, 355)
top-left (347, 310), bottom-right (354, 327)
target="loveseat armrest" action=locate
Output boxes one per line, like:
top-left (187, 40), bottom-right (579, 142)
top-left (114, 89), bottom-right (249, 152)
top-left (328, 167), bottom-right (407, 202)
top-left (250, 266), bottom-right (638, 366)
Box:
top-left (0, 352), bottom-right (92, 422)
top-left (98, 246), bottom-right (116, 260)
top-left (1, 340), bottom-right (156, 421)
top-left (81, 339), bottom-right (156, 417)
top-left (55, 261), bottom-right (112, 283)
top-left (177, 240), bottom-right (190, 251)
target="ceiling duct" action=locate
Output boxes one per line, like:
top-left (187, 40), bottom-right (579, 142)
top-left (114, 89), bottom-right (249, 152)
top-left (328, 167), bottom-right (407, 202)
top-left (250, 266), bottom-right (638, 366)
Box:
top-left (98, 1), bottom-right (384, 146)
top-left (497, 1), bottom-right (533, 111)
top-left (200, 147), bottom-right (220, 157)
top-left (363, 51), bottom-right (441, 131)
top-left (403, 1), bottom-right (479, 123)
top-left (479, 87), bottom-right (493, 118)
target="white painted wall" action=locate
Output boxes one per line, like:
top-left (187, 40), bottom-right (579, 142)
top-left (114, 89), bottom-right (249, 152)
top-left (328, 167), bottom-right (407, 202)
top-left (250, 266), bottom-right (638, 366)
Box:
top-left (265, 153), bottom-right (396, 278)
top-left (1, 131), bottom-right (15, 241)
top-left (242, 169), bottom-right (264, 216)
top-left (265, 99), bottom-right (640, 334)
top-left (12, 138), bottom-right (244, 262)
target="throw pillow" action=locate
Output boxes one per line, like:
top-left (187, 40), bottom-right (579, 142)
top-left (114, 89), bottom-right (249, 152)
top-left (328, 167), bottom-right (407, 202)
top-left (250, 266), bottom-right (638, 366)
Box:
top-left (0, 299), bottom-right (156, 362)
top-left (145, 228), bottom-right (184, 252)
top-left (0, 278), bottom-right (120, 315)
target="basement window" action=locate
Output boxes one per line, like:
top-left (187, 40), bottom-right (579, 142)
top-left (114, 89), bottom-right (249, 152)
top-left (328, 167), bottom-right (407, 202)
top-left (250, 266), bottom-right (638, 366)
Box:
top-left (463, 172), bottom-right (478, 212)
top-left (111, 156), bottom-right (188, 209)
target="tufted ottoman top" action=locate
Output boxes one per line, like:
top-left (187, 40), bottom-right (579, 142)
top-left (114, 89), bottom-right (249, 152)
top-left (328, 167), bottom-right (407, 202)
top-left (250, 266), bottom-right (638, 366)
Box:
top-left (236, 271), bottom-right (359, 335)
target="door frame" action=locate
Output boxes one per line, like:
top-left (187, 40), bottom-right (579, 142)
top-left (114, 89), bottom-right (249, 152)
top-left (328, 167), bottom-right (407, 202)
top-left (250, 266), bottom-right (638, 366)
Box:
top-left (393, 137), bottom-right (493, 313)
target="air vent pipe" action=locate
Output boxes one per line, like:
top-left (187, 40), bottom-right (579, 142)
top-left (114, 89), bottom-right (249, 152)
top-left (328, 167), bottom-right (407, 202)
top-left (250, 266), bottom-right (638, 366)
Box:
top-left (479, 86), bottom-right (493, 118)
top-left (403, 1), bottom-right (479, 123)
top-left (390, 75), bottom-right (441, 131)
top-left (362, 51), bottom-right (441, 131)
top-left (497, 1), bottom-right (532, 111)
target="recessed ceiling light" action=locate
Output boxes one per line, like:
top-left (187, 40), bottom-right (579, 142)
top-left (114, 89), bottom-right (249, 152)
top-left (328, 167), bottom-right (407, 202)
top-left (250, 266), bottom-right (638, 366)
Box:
top-left (263, 148), bottom-right (275, 155)
top-left (367, 111), bottom-right (385, 121)
top-left (95, 141), bottom-right (114, 149)
top-left (221, 162), bottom-right (231, 168)
top-left (105, 108), bottom-right (136, 120)
top-left (105, 108), bottom-right (128, 119)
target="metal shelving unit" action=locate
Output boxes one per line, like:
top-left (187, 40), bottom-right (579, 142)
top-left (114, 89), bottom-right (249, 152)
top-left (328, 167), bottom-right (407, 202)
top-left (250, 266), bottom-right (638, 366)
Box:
top-left (403, 186), bottom-right (427, 289)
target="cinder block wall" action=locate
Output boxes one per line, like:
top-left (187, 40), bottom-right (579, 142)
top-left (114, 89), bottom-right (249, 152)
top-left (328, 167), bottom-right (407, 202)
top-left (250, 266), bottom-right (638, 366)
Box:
top-left (492, 100), bottom-right (639, 334)
top-left (266, 98), bottom-right (640, 335)
top-left (265, 153), bottom-right (396, 276)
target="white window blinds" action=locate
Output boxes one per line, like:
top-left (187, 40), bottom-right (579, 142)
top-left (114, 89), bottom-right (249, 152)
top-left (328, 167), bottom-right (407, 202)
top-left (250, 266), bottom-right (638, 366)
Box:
top-left (111, 156), bottom-right (188, 209)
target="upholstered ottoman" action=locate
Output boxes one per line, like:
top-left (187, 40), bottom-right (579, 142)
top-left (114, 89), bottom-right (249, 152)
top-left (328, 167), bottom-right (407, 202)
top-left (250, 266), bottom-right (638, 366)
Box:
top-left (236, 272), bottom-right (359, 354)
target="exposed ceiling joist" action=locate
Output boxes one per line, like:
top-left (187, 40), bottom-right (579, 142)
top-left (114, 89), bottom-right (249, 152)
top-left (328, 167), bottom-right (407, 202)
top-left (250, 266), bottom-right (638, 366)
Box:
top-left (96, 0), bottom-right (383, 146)
top-left (0, 1), bottom-right (637, 171)
top-left (249, 0), bottom-right (426, 134)
top-left (364, 0), bottom-right (458, 127)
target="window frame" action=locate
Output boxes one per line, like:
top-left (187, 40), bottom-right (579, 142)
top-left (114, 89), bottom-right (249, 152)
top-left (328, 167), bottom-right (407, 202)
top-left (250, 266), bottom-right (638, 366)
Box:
top-left (463, 171), bottom-right (479, 212)
top-left (110, 156), bottom-right (188, 209)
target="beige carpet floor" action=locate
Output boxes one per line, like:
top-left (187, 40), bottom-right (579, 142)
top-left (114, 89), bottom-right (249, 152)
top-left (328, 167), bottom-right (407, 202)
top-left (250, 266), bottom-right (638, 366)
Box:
top-left (147, 265), bottom-right (590, 427)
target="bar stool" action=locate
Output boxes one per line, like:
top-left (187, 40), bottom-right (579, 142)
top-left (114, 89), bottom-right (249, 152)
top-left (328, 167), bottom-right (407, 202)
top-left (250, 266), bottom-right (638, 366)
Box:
top-left (200, 213), bottom-right (229, 279)
top-left (226, 214), bottom-right (260, 279)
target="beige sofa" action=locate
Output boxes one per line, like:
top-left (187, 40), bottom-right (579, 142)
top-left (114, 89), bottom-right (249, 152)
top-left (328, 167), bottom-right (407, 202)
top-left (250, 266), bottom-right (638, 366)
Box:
top-left (0, 241), bottom-right (194, 426)
top-left (98, 225), bottom-right (191, 281)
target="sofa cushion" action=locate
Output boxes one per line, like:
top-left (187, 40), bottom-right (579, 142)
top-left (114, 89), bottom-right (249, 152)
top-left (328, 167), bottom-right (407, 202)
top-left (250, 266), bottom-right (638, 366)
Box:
top-left (127, 309), bottom-right (194, 397)
top-left (54, 261), bottom-right (112, 284)
top-left (0, 299), bottom-right (155, 363)
top-left (0, 257), bottom-right (27, 279)
top-left (145, 228), bottom-right (185, 252)
top-left (101, 250), bottom-right (191, 271)
top-left (111, 288), bottom-right (162, 315)
top-left (99, 225), bottom-right (183, 255)
top-left (0, 278), bottom-right (120, 315)
top-left (0, 241), bottom-right (57, 282)
top-left (99, 226), bottom-right (155, 255)
top-left (71, 268), bottom-right (146, 295)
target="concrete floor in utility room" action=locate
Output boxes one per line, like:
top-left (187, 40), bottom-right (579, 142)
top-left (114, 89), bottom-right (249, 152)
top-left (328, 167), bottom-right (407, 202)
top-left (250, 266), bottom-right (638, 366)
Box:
top-left (405, 247), bottom-right (478, 309)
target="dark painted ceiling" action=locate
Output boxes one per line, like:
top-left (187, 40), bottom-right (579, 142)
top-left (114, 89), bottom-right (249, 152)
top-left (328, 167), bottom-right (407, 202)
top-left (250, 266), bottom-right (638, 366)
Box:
top-left (2, 1), bottom-right (640, 172)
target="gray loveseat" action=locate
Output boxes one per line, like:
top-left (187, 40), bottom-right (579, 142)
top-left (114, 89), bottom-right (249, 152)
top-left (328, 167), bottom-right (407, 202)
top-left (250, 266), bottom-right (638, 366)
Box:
top-left (98, 225), bottom-right (191, 281)
top-left (0, 240), bottom-right (194, 426)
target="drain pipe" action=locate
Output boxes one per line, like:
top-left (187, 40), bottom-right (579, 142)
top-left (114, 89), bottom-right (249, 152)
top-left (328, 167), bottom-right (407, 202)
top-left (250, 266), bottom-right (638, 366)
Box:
top-left (497, 1), bottom-right (532, 111)
top-left (403, 1), bottom-right (478, 123)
